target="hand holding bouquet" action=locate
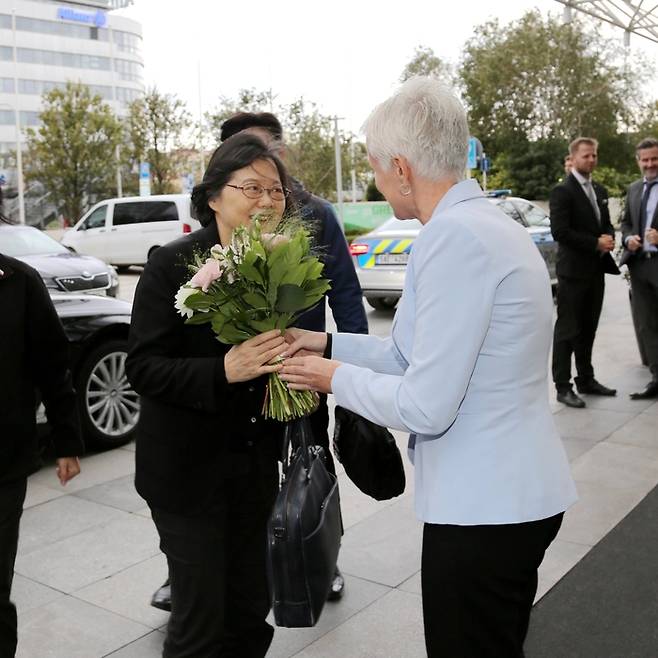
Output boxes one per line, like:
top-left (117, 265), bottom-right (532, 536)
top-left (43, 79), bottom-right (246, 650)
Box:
top-left (174, 214), bottom-right (331, 421)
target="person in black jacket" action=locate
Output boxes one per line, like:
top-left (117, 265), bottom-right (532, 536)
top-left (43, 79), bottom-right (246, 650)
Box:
top-left (549, 137), bottom-right (620, 408)
top-left (0, 219), bottom-right (83, 657)
top-left (149, 113), bottom-right (368, 611)
top-left (127, 134), bottom-right (293, 658)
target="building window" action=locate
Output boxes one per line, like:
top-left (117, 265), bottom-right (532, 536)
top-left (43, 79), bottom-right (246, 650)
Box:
top-left (114, 58), bottom-right (143, 82)
top-left (0, 110), bottom-right (16, 125)
top-left (0, 46), bottom-right (12, 61)
top-left (0, 78), bottom-right (14, 93)
top-left (14, 15), bottom-right (109, 41)
top-left (17, 48), bottom-right (112, 72)
top-left (20, 111), bottom-right (40, 127)
top-left (0, 14), bottom-right (12, 29)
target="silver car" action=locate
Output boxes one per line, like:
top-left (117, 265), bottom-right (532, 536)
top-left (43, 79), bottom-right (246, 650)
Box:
top-left (350, 195), bottom-right (557, 310)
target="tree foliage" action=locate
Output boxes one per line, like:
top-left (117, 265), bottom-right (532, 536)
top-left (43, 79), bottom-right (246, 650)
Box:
top-left (400, 45), bottom-right (452, 83)
top-left (25, 81), bottom-right (122, 222)
top-left (457, 10), bottom-right (651, 197)
top-left (126, 87), bottom-right (191, 194)
top-left (204, 90), bottom-right (370, 201)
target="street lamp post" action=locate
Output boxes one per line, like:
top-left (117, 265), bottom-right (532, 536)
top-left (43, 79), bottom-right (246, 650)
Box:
top-left (10, 8), bottom-right (25, 223)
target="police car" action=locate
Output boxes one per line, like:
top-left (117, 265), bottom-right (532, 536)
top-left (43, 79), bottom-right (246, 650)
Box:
top-left (350, 191), bottom-right (557, 311)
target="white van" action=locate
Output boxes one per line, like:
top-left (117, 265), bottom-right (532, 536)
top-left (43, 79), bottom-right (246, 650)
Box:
top-left (62, 194), bottom-right (201, 269)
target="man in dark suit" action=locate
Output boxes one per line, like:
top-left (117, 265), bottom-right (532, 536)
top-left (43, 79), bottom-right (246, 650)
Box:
top-left (620, 137), bottom-right (658, 399)
top-left (550, 137), bottom-right (620, 408)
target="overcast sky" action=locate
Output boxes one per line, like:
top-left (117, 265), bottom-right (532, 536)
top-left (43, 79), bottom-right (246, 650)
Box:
top-left (115, 0), bottom-right (656, 137)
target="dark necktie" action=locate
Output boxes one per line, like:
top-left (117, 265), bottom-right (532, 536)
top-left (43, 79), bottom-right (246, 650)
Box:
top-left (640, 180), bottom-right (658, 238)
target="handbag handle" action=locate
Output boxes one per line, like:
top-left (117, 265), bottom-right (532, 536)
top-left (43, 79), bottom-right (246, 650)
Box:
top-left (281, 417), bottom-right (312, 475)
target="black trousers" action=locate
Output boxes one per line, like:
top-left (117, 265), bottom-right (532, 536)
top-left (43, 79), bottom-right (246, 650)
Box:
top-left (151, 451), bottom-right (279, 658)
top-left (0, 479), bottom-right (27, 658)
top-left (422, 513), bottom-right (563, 658)
top-left (628, 256), bottom-right (658, 374)
top-left (552, 273), bottom-right (605, 391)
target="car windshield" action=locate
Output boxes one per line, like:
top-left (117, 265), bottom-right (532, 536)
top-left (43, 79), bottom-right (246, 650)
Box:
top-left (0, 227), bottom-right (70, 257)
top-left (377, 217), bottom-right (422, 232)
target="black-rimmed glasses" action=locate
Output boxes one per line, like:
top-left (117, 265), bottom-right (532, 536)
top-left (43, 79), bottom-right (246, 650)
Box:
top-left (226, 183), bottom-right (289, 201)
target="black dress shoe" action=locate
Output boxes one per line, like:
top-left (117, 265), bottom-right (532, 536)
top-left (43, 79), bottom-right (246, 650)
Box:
top-left (150, 578), bottom-right (171, 611)
top-left (577, 380), bottom-right (617, 396)
top-left (557, 390), bottom-right (586, 408)
top-left (327, 566), bottom-right (345, 601)
top-left (630, 380), bottom-right (658, 400)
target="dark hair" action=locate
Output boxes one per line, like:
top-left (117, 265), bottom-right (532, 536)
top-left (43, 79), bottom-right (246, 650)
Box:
top-left (220, 112), bottom-right (283, 142)
top-left (191, 132), bottom-right (289, 227)
top-left (636, 137), bottom-right (658, 153)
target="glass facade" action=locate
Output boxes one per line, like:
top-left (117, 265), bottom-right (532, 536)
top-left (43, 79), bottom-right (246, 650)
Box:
top-left (0, 13), bottom-right (142, 54)
top-left (0, 109), bottom-right (40, 126)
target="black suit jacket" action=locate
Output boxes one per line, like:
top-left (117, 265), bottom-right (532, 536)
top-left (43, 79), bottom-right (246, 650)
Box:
top-left (549, 173), bottom-right (620, 278)
top-left (126, 222), bottom-right (282, 514)
top-left (0, 255), bottom-right (83, 486)
top-left (620, 179), bottom-right (658, 267)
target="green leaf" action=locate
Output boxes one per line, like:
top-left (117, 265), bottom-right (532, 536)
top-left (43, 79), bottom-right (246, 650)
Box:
top-left (275, 284), bottom-right (307, 313)
top-left (184, 312), bottom-right (215, 325)
top-left (243, 291), bottom-right (269, 309)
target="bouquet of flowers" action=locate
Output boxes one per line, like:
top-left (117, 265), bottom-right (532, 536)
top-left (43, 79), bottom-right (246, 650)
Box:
top-left (174, 214), bottom-right (331, 422)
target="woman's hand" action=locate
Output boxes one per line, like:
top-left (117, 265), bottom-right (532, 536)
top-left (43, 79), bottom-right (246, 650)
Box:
top-left (56, 457), bottom-right (80, 485)
top-left (225, 330), bottom-right (287, 383)
top-left (279, 356), bottom-right (341, 394)
top-left (282, 328), bottom-right (328, 358)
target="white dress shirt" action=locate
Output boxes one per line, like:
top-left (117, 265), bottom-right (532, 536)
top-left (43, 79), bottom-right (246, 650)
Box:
top-left (330, 179), bottom-right (577, 525)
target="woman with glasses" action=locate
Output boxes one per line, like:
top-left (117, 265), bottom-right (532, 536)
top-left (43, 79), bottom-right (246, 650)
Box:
top-left (127, 133), bottom-right (290, 658)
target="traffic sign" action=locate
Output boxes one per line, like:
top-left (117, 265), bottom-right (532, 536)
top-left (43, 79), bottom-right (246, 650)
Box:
top-left (139, 162), bottom-right (151, 197)
top-left (467, 137), bottom-right (483, 169)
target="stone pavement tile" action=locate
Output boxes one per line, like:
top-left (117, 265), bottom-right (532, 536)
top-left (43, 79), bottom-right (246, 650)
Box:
top-left (570, 441), bottom-right (658, 492)
top-left (338, 495), bottom-right (422, 588)
top-left (642, 400), bottom-right (658, 415)
top-left (560, 437), bottom-right (599, 462)
top-left (29, 448), bottom-right (136, 494)
top-left (552, 408), bottom-right (635, 442)
top-left (18, 496), bottom-right (125, 555)
top-left (120, 440), bottom-right (136, 453)
top-left (16, 596), bottom-right (151, 658)
top-left (15, 515), bottom-right (160, 593)
top-left (74, 474), bottom-right (144, 513)
top-left (534, 538), bottom-right (590, 602)
top-left (558, 480), bottom-right (648, 547)
top-left (13, 574), bottom-right (64, 615)
top-left (398, 570), bottom-right (421, 596)
top-left (22, 482), bottom-right (66, 510)
top-left (75, 554), bottom-right (169, 630)
top-left (293, 589), bottom-right (425, 658)
top-left (575, 391), bottom-right (655, 413)
top-left (266, 575), bottom-right (391, 658)
top-left (105, 630), bottom-right (165, 657)
top-left (607, 412), bottom-right (658, 450)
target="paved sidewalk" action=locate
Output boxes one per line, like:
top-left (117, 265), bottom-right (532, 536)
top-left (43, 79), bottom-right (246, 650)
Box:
top-left (13, 274), bottom-right (658, 657)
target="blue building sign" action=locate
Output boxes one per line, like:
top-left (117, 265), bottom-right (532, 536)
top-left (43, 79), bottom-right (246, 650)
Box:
top-left (57, 7), bottom-right (107, 28)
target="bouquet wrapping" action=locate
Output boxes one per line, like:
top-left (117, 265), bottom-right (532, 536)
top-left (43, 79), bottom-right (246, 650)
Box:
top-left (175, 215), bottom-right (330, 422)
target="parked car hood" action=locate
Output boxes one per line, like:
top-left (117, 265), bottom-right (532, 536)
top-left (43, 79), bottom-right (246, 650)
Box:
top-left (18, 252), bottom-right (111, 279)
top-left (50, 293), bottom-right (132, 318)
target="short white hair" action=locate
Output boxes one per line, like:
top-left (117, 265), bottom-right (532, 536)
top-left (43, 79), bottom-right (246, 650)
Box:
top-left (362, 77), bottom-right (469, 182)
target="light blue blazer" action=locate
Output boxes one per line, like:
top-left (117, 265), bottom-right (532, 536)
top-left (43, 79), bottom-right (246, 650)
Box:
top-left (331, 180), bottom-right (577, 525)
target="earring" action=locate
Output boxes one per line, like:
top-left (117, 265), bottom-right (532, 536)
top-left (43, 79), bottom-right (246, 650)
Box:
top-left (400, 183), bottom-right (411, 196)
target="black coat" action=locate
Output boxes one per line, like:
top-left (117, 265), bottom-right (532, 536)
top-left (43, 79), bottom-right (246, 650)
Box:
top-left (620, 179), bottom-right (658, 267)
top-left (0, 255), bottom-right (83, 486)
top-left (549, 173), bottom-right (620, 278)
top-left (126, 222), bottom-right (282, 515)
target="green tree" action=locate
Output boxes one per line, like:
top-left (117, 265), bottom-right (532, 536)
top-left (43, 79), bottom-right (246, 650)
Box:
top-left (459, 11), bottom-right (649, 162)
top-left (25, 81), bottom-right (122, 222)
top-left (204, 91), bottom-right (370, 201)
top-left (400, 45), bottom-right (452, 83)
top-left (126, 87), bottom-right (191, 194)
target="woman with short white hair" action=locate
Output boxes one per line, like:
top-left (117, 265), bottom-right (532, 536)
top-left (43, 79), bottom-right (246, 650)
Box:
top-left (281, 77), bottom-right (577, 656)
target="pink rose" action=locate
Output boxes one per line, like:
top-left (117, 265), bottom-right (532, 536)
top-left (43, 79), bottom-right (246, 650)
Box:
top-left (190, 258), bottom-right (222, 292)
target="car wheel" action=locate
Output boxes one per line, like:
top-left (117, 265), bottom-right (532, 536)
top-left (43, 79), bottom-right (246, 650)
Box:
top-left (366, 296), bottom-right (399, 311)
top-left (76, 339), bottom-right (139, 449)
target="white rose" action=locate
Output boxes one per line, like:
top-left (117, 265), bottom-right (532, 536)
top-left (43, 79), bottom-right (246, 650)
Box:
top-left (174, 285), bottom-right (197, 319)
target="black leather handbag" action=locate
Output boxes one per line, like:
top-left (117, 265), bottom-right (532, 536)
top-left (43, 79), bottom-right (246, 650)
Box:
top-left (266, 417), bottom-right (343, 628)
top-left (333, 406), bottom-right (406, 501)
